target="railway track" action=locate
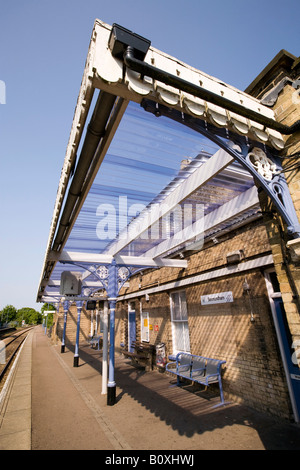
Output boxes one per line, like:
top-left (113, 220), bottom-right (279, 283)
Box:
top-left (0, 327), bottom-right (34, 389)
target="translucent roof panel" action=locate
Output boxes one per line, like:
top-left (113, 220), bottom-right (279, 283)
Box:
top-left (47, 99), bottom-right (256, 291)
top-left (63, 101), bottom-right (220, 253)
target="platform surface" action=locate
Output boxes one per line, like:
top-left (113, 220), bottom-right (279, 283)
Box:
top-left (1, 326), bottom-right (300, 452)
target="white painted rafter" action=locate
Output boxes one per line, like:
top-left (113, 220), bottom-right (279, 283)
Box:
top-left (144, 185), bottom-right (259, 259)
top-left (105, 148), bottom-right (234, 257)
top-left (48, 251), bottom-right (187, 268)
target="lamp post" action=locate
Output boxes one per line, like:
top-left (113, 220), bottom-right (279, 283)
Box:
top-left (102, 300), bottom-right (109, 395)
top-left (107, 261), bottom-right (118, 406)
top-left (43, 311), bottom-right (53, 335)
top-left (106, 261), bottom-right (130, 405)
top-left (74, 301), bottom-right (83, 367)
top-left (61, 300), bottom-right (69, 353)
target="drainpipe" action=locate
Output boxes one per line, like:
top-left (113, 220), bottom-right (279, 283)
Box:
top-left (122, 45), bottom-right (300, 135)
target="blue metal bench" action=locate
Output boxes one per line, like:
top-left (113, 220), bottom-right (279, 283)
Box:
top-left (166, 352), bottom-right (226, 405)
top-left (88, 335), bottom-right (102, 350)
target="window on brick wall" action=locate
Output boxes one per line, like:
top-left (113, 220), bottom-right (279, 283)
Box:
top-left (170, 290), bottom-right (190, 354)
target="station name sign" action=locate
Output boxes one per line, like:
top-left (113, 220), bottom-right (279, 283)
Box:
top-left (201, 291), bottom-right (233, 305)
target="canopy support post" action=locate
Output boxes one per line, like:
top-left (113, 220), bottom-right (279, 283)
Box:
top-left (73, 301), bottom-right (83, 367)
top-left (101, 300), bottom-right (109, 395)
top-left (107, 261), bottom-right (118, 405)
top-left (61, 300), bottom-right (69, 353)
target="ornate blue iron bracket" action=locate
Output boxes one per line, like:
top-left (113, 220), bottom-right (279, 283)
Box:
top-left (59, 258), bottom-right (154, 404)
top-left (141, 100), bottom-right (300, 239)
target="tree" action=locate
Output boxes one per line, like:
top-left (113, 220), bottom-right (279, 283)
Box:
top-left (16, 307), bottom-right (42, 325)
top-left (0, 305), bottom-right (17, 325)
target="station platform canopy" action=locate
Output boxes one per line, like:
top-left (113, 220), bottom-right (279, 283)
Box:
top-left (37, 20), bottom-right (289, 303)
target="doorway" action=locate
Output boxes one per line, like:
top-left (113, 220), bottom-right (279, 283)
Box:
top-left (128, 302), bottom-right (136, 353)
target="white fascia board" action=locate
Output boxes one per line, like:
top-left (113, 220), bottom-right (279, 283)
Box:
top-left (118, 254), bottom-right (274, 301)
top-left (106, 148), bottom-right (234, 257)
top-left (144, 185), bottom-right (259, 259)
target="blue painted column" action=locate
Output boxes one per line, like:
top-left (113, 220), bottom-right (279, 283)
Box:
top-left (61, 300), bottom-right (69, 353)
top-left (44, 304), bottom-right (49, 334)
top-left (102, 300), bottom-right (109, 395)
top-left (107, 261), bottom-right (118, 405)
top-left (74, 301), bottom-right (83, 367)
top-left (44, 313), bottom-right (48, 335)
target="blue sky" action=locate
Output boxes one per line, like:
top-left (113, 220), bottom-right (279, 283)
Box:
top-left (0, 0), bottom-right (299, 311)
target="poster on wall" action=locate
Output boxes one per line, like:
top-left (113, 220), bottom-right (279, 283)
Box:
top-left (201, 291), bottom-right (233, 305)
top-left (141, 311), bottom-right (149, 342)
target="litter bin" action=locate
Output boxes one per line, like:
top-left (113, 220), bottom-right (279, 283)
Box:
top-left (156, 343), bottom-right (166, 368)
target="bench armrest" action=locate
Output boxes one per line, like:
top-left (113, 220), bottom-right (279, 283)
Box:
top-left (205, 373), bottom-right (220, 384)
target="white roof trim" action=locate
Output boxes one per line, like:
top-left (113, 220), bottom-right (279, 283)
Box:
top-left (92, 20), bottom-right (285, 150)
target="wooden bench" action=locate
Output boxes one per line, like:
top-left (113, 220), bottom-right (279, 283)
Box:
top-left (88, 335), bottom-right (102, 350)
top-left (122, 341), bottom-right (156, 371)
top-left (166, 352), bottom-right (226, 405)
